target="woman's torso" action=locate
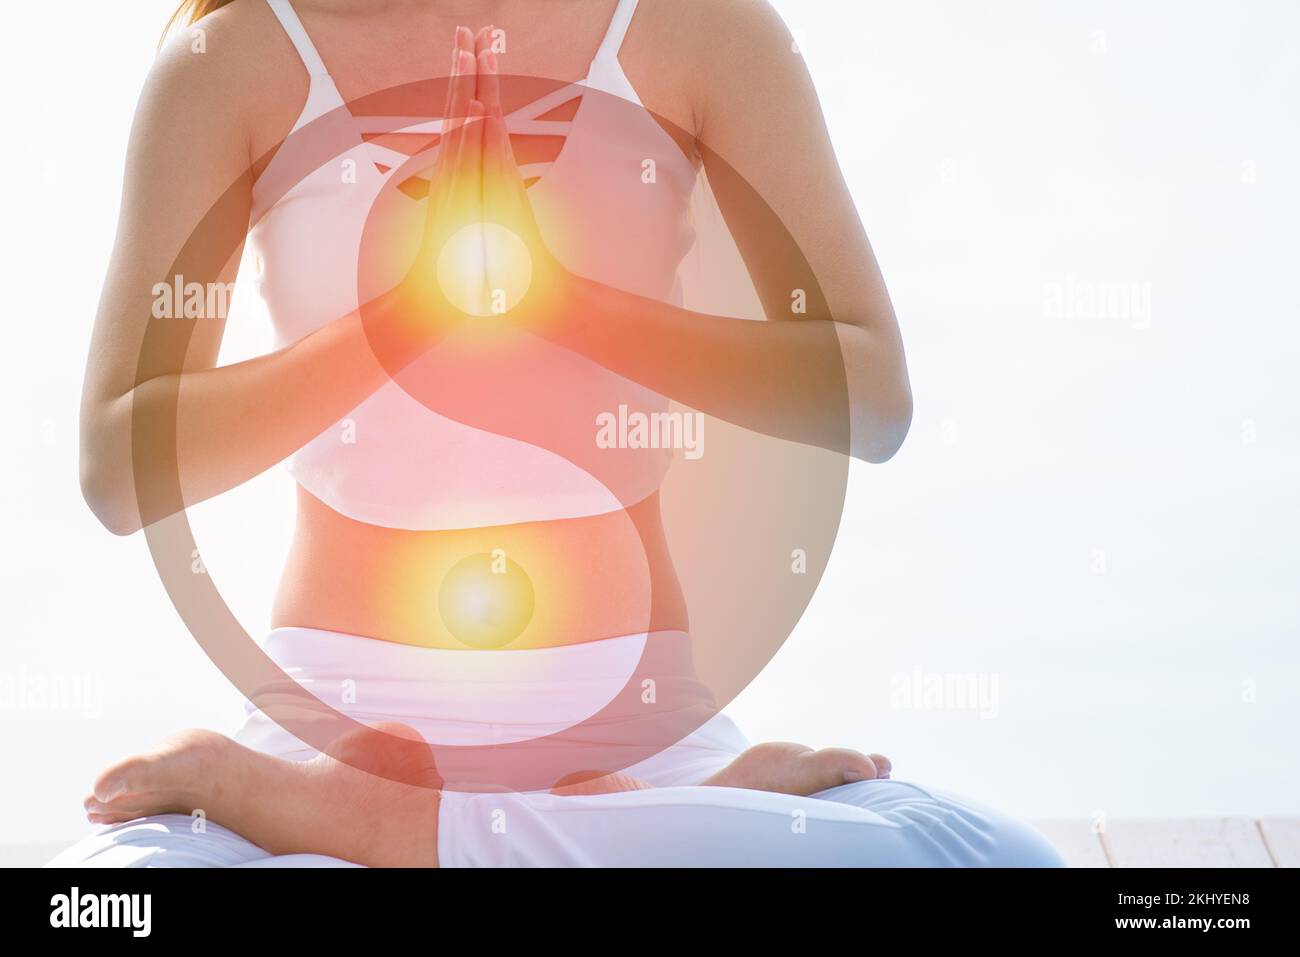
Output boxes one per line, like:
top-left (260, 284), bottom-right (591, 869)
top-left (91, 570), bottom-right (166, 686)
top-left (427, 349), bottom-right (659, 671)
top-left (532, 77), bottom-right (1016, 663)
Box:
top-left (237, 0), bottom-right (701, 649)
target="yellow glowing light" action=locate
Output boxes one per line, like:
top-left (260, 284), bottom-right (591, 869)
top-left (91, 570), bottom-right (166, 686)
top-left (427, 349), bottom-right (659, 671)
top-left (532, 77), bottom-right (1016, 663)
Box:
top-left (436, 222), bottom-right (533, 317)
top-left (437, 551), bottom-right (536, 649)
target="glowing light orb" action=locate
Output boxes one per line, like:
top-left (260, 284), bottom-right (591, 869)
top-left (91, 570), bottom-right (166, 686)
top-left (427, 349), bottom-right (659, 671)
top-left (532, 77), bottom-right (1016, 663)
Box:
top-left (438, 551), bottom-right (536, 649)
top-left (436, 223), bottom-right (533, 317)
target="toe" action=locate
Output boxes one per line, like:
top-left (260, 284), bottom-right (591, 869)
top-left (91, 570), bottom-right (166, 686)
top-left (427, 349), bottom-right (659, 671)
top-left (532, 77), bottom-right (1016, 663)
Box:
top-left (867, 752), bottom-right (891, 779)
top-left (92, 754), bottom-right (154, 803)
top-left (703, 742), bottom-right (888, 796)
top-left (804, 747), bottom-right (879, 789)
top-left (87, 808), bottom-right (142, 825)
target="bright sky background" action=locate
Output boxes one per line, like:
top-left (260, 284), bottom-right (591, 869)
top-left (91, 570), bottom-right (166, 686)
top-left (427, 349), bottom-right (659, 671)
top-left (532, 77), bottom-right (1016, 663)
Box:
top-left (1, 0), bottom-right (1296, 846)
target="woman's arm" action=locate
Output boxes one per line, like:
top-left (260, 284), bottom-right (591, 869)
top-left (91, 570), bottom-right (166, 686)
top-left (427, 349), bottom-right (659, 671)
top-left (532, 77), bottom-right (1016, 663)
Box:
top-left (80, 20), bottom-right (477, 535)
top-left (532, 0), bottom-right (911, 463)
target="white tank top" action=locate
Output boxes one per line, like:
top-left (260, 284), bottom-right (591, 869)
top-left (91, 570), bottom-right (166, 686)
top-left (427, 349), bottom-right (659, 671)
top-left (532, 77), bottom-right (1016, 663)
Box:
top-left (247, 0), bottom-right (697, 530)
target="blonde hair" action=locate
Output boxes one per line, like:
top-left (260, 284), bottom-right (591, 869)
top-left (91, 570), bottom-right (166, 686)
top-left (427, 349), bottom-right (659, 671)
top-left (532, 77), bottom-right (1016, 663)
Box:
top-left (161, 0), bottom-right (237, 46)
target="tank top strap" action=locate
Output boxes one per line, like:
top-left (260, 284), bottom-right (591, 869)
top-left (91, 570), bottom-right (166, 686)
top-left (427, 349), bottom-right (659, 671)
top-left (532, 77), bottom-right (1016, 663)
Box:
top-left (592, 0), bottom-right (641, 66)
top-left (266, 0), bottom-right (331, 77)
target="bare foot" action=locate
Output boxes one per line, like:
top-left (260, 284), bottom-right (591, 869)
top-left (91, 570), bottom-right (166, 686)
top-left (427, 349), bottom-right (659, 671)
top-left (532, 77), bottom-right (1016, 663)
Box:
top-left (547, 742), bottom-right (890, 798)
top-left (703, 742), bottom-right (891, 795)
top-left (84, 723), bottom-right (442, 867)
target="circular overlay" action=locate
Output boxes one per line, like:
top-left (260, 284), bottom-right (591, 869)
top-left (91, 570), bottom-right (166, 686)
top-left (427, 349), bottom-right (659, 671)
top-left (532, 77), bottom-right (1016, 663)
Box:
top-left (133, 71), bottom-right (851, 794)
top-left (436, 222), bottom-right (532, 317)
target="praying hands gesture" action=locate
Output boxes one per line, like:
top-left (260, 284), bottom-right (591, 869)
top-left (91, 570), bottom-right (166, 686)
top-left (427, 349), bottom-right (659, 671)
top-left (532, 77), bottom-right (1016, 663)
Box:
top-left (389, 26), bottom-right (564, 345)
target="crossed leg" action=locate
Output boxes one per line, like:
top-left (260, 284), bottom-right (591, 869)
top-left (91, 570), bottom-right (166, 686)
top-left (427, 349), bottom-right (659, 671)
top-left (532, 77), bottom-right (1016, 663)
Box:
top-left (71, 722), bottom-right (897, 867)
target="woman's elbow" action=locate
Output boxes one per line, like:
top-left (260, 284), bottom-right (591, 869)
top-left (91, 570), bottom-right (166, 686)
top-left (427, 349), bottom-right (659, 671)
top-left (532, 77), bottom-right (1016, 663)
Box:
top-left (79, 451), bottom-right (142, 536)
top-left (856, 384), bottom-right (913, 464)
top-left (838, 323), bottom-right (912, 464)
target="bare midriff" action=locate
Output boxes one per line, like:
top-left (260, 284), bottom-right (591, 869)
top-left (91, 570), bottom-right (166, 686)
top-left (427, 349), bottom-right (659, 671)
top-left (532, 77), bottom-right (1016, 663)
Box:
top-left (271, 485), bottom-right (688, 650)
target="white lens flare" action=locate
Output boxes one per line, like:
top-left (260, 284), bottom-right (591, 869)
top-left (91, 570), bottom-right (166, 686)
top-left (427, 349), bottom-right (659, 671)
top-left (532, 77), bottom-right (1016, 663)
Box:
top-left (436, 222), bottom-right (533, 317)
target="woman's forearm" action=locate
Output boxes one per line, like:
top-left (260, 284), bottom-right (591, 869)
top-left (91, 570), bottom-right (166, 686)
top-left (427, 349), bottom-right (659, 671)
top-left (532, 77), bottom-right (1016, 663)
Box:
top-left (82, 299), bottom-right (422, 535)
top-left (548, 277), bottom-right (912, 463)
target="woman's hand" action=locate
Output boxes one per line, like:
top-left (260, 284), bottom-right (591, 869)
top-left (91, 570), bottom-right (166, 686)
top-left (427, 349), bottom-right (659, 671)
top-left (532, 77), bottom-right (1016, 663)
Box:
top-left (375, 28), bottom-right (488, 358)
top-left (377, 26), bottom-right (573, 353)
top-left (472, 30), bottom-right (575, 332)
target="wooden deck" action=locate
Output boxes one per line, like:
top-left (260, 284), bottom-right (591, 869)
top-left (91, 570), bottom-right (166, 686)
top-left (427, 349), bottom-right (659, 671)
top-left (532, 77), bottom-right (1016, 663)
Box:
top-left (1033, 817), bottom-right (1299, 867)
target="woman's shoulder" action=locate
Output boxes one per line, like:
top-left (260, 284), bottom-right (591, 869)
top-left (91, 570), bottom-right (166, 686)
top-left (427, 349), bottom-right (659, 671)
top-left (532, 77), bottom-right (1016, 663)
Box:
top-left (629, 1), bottom-right (795, 100)
top-left (151, 1), bottom-right (289, 91)
top-left (143, 1), bottom-right (312, 166)
top-left (624, 0), bottom-right (795, 138)
top-left (636, 0), bottom-right (791, 55)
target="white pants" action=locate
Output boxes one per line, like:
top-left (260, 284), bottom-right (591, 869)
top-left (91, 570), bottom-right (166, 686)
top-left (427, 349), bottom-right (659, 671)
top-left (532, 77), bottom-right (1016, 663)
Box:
top-left (50, 629), bottom-right (1063, 868)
